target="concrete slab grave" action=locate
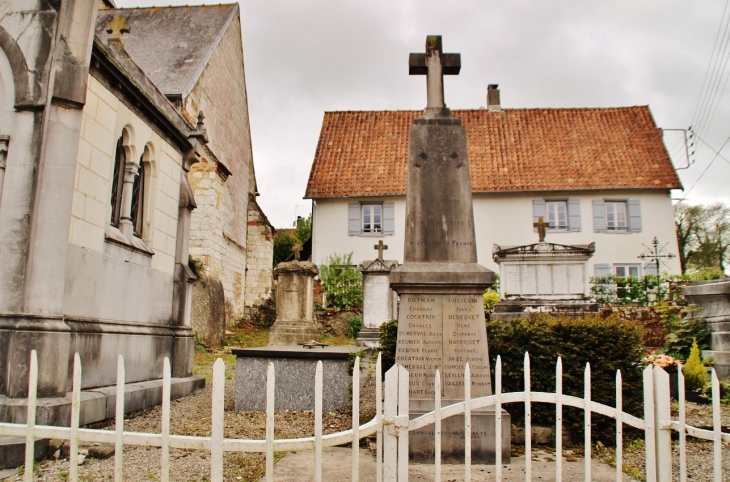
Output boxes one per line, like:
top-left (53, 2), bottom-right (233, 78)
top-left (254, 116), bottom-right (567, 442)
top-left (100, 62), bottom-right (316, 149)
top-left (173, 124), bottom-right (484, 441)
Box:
top-left (389, 35), bottom-right (510, 464)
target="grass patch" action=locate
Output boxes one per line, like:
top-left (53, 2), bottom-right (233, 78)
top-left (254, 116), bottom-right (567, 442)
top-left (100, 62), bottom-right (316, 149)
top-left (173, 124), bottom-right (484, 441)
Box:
top-left (319, 333), bottom-right (356, 346)
top-left (194, 324), bottom-right (269, 381)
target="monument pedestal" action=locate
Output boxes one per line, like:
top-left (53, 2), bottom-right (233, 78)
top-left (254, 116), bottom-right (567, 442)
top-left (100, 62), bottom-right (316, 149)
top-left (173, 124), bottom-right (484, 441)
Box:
top-left (409, 407), bottom-right (511, 464)
top-left (268, 260), bottom-right (321, 345)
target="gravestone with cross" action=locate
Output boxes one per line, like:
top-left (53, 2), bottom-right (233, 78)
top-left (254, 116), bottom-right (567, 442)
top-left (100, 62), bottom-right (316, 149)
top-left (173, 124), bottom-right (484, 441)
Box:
top-left (357, 241), bottom-right (398, 348)
top-left (389, 35), bottom-right (509, 464)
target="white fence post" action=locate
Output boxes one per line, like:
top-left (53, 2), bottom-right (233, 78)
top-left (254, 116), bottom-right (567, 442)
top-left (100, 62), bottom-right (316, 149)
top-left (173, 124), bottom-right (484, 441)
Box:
top-left (160, 357), bottom-right (171, 482)
top-left (643, 365), bottom-right (657, 482)
top-left (376, 354), bottom-right (383, 482)
top-left (315, 360), bottom-right (323, 482)
top-left (114, 355), bottom-right (125, 482)
top-left (352, 356), bottom-right (360, 482)
top-left (711, 369), bottom-right (722, 482)
top-left (464, 363), bottom-right (471, 482)
top-left (555, 357), bottom-right (563, 482)
top-left (524, 352), bottom-right (531, 481)
top-left (397, 365), bottom-right (409, 482)
top-left (266, 362), bottom-right (275, 482)
top-left (653, 366), bottom-right (672, 482)
top-left (23, 350), bottom-right (38, 482)
top-left (615, 370), bottom-right (622, 482)
top-left (434, 369), bottom-right (441, 482)
top-left (211, 358), bottom-right (226, 482)
top-left (495, 356), bottom-right (502, 482)
top-left (584, 363), bottom-right (591, 482)
top-left (69, 353), bottom-right (82, 482)
top-left (678, 367), bottom-right (687, 482)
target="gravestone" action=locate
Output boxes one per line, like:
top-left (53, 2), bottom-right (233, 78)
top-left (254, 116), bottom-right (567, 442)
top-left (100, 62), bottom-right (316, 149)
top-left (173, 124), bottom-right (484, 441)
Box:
top-left (491, 219), bottom-right (597, 319)
top-left (267, 249), bottom-right (320, 345)
top-left (683, 280), bottom-right (730, 380)
top-left (389, 35), bottom-right (510, 464)
top-left (357, 240), bottom-right (399, 347)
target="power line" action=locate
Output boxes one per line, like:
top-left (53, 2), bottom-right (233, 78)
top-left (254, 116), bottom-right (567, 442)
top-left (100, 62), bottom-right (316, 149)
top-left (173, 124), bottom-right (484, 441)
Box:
top-left (683, 132), bottom-right (730, 197)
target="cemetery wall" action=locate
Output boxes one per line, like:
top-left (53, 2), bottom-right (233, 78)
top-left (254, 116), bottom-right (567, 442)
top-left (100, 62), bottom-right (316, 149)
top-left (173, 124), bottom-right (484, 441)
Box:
top-left (312, 190), bottom-right (681, 277)
top-left (185, 14), bottom-right (253, 320)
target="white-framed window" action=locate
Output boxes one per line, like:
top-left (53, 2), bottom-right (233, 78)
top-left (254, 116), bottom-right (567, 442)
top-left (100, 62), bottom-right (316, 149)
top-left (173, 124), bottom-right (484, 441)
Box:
top-left (605, 201), bottom-right (628, 231)
top-left (546, 200), bottom-right (568, 230)
top-left (614, 264), bottom-right (640, 278)
top-left (361, 204), bottom-right (382, 233)
top-left (533, 199), bottom-right (581, 232)
top-left (595, 263), bottom-right (643, 278)
top-left (592, 199), bottom-right (641, 233)
top-left (348, 201), bottom-right (395, 236)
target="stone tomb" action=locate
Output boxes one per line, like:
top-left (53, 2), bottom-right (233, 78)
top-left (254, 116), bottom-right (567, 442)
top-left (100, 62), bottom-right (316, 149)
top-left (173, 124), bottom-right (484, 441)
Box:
top-left (389, 36), bottom-right (510, 464)
top-left (234, 346), bottom-right (365, 411)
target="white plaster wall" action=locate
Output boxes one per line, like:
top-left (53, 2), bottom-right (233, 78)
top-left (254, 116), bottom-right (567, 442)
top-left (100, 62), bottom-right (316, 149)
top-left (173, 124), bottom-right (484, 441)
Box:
top-left (312, 190), bottom-right (682, 278)
top-left (313, 197), bottom-right (405, 266)
top-left (70, 76), bottom-right (182, 275)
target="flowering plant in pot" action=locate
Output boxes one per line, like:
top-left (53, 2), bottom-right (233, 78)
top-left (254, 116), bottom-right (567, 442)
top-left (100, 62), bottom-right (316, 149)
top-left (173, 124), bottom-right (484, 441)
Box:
top-left (643, 350), bottom-right (683, 399)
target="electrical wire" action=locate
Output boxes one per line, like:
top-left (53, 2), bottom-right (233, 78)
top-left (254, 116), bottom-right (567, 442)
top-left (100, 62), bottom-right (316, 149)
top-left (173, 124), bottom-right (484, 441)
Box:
top-left (683, 132), bottom-right (730, 197)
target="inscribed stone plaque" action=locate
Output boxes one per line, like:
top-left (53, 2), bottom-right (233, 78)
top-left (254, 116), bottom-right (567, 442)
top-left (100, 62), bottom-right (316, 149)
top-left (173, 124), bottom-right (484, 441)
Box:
top-left (442, 295), bottom-right (491, 399)
top-left (522, 265), bottom-right (537, 294)
top-left (396, 295), bottom-right (443, 399)
top-left (569, 264), bottom-right (584, 294)
top-left (552, 264), bottom-right (569, 294)
top-left (505, 265), bottom-right (520, 295)
top-left (536, 264), bottom-right (552, 295)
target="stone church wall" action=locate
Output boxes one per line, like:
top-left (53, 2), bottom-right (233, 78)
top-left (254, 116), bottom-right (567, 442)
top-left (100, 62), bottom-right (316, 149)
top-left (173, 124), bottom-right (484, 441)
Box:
top-left (184, 15), bottom-right (254, 320)
top-left (244, 196), bottom-right (274, 309)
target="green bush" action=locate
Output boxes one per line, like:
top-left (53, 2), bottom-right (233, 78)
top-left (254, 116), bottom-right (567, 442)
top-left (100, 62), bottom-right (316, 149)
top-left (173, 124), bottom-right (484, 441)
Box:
top-left (378, 319), bottom-right (398, 376)
top-left (319, 252), bottom-right (363, 309)
top-left (347, 316), bottom-right (363, 339)
top-left (683, 339), bottom-right (709, 392)
top-left (487, 314), bottom-right (645, 445)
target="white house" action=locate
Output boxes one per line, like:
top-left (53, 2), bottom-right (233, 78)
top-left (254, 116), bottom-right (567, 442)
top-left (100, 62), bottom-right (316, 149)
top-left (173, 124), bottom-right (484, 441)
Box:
top-left (305, 88), bottom-right (683, 297)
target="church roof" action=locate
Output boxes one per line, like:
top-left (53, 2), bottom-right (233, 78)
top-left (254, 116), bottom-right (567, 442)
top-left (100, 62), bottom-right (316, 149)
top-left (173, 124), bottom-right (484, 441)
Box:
top-left (96, 4), bottom-right (238, 97)
top-left (305, 106), bottom-right (683, 199)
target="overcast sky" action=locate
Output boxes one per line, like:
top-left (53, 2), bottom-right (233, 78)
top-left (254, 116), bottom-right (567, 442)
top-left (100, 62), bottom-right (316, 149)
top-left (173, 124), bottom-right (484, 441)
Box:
top-left (117, 0), bottom-right (730, 228)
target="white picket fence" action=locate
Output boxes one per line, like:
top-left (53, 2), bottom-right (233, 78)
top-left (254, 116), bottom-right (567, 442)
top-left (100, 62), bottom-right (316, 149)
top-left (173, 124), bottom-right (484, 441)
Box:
top-left (0, 350), bottom-right (727, 481)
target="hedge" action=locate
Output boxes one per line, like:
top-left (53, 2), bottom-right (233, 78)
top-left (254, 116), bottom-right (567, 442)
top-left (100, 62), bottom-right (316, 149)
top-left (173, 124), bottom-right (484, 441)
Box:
top-left (379, 314), bottom-right (645, 445)
top-left (487, 314), bottom-right (645, 445)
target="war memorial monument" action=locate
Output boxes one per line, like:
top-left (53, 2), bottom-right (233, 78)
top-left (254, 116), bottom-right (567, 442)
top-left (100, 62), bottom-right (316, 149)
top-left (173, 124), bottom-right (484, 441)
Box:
top-left (389, 35), bottom-right (511, 463)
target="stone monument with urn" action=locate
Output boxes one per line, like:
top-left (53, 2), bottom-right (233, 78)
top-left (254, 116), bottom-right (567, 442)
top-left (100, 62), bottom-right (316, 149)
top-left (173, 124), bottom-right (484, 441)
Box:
top-left (389, 35), bottom-right (510, 464)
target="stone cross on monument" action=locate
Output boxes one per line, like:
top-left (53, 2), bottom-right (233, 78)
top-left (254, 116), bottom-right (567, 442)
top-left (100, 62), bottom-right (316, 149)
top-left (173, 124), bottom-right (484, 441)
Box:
top-left (292, 244), bottom-right (302, 261)
top-left (533, 216), bottom-right (549, 242)
top-left (409, 36), bottom-right (461, 111)
top-left (374, 240), bottom-right (388, 260)
top-left (106, 16), bottom-right (130, 46)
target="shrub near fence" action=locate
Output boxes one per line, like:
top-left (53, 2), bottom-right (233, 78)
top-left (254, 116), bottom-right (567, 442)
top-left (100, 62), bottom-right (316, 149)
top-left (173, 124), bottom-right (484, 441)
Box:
top-left (487, 314), bottom-right (646, 445)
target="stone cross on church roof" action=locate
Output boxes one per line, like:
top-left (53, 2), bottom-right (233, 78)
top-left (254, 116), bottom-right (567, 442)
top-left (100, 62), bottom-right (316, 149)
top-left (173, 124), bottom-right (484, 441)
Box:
top-left (409, 35), bottom-right (461, 109)
top-left (105, 16), bottom-right (130, 46)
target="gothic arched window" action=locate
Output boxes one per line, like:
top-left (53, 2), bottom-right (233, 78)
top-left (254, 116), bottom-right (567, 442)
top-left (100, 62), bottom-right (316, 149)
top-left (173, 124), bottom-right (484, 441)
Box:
top-left (131, 156), bottom-right (145, 237)
top-left (110, 136), bottom-right (125, 226)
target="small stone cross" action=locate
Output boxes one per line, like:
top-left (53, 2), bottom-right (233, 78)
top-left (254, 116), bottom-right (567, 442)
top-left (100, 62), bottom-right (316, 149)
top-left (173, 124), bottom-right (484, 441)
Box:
top-left (409, 35), bottom-right (461, 108)
top-left (374, 240), bottom-right (388, 260)
top-left (533, 216), bottom-right (549, 243)
top-left (106, 16), bottom-right (130, 45)
top-left (292, 244), bottom-right (303, 261)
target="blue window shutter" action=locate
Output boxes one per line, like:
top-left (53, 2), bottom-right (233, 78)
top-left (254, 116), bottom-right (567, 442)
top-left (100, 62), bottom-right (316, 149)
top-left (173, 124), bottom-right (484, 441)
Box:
top-left (593, 200), bottom-right (606, 232)
top-left (383, 202), bottom-right (395, 235)
top-left (568, 198), bottom-right (581, 232)
top-left (348, 203), bottom-right (361, 235)
top-left (628, 199), bottom-right (642, 232)
top-left (532, 199), bottom-right (546, 231)
top-left (594, 263), bottom-right (611, 277)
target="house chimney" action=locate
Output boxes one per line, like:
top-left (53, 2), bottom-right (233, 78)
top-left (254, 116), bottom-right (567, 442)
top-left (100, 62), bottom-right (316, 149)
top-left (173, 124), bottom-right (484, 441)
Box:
top-left (487, 84), bottom-right (501, 112)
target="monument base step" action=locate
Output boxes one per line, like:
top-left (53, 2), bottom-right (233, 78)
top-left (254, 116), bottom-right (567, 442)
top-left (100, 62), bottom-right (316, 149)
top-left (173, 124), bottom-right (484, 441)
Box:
top-left (356, 327), bottom-right (380, 348)
top-left (408, 408), bottom-right (511, 464)
top-left (267, 322), bottom-right (321, 346)
top-left (0, 375), bottom-right (204, 469)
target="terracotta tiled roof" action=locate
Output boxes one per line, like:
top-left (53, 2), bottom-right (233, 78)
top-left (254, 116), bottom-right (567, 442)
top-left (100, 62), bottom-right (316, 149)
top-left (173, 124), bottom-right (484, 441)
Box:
top-left (305, 106), bottom-right (682, 199)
